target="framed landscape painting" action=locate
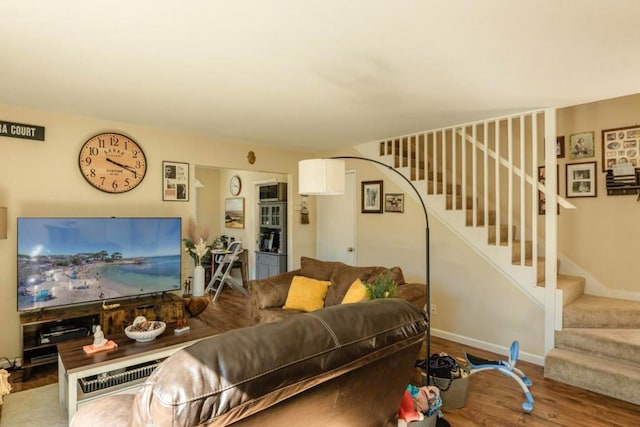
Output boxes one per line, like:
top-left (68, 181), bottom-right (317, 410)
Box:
top-left (225, 197), bottom-right (245, 228)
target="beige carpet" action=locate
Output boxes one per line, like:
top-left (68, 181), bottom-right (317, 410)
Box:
top-left (1, 383), bottom-right (408, 426)
top-left (545, 294), bottom-right (640, 405)
top-left (0, 383), bottom-right (67, 427)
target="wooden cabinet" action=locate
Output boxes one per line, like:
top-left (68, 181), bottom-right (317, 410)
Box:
top-left (19, 294), bottom-right (184, 372)
top-left (100, 296), bottom-right (183, 335)
top-left (20, 307), bottom-right (99, 372)
top-left (256, 252), bottom-right (288, 279)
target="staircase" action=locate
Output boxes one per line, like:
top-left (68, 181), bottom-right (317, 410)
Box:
top-left (353, 109), bottom-right (640, 405)
top-left (545, 293), bottom-right (640, 404)
top-left (357, 109), bottom-right (561, 309)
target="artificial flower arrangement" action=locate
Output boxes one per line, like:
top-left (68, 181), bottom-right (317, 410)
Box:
top-left (365, 271), bottom-right (398, 300)
top-left (183, 218), bottom-right (212, 266)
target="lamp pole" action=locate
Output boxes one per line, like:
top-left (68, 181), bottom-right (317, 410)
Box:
top-left (329, 156), bottom-right (430, 381)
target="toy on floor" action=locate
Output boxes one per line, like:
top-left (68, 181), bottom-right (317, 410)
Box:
top-left (464, 340), bottom-right (534, 413)
top-left (398, 389), bottom-right (424, 423)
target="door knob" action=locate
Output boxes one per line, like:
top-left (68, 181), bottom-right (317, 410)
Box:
top-left (347, 247), bottom-right (354, 252)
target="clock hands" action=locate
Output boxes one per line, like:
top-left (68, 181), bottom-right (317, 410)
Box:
top-left (106, 158), bottom-right (138, 175)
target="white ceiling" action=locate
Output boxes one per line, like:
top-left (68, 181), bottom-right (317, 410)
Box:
top-left (2, 1), bottom-right (640, 152)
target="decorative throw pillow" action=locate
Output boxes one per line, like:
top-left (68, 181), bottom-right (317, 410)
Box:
top-left (283, 276), bottom-right (331, 312)
top-left (341, 279), bottom-right (369, 304)
top-left (325, 264), bottom-right (373, 306)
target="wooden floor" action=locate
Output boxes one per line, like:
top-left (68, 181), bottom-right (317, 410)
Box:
top-left (430, 337), bottom-right (640, 426)
top-left (11, 290), bottom-right (640, 426)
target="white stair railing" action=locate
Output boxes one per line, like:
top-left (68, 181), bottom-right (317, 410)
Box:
top-left (357, 109), bottom-right (575, 351)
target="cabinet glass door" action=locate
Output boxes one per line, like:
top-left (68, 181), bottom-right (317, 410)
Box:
top-left (270, 205), bottom-right (281, 226)
top-left (260, 206), bottom-right (270, 226)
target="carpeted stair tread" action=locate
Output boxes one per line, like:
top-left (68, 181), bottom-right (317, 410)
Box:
top-left (544, 347), bottom-right (640, 405)
top-left (563, 294), bottom-right (640, 328)
top-left (487, 224), bottom-right (511, 245)
top-left (555, 328), bottom-right (640, 365)
top-left (532, 265), bottom-right (582, 306)
top-left (510, 240), bottom-right (532, 262)
top-left (465, 208), bottom-right (497, 226)
top-left (447, 194), bottom-right (473, 210)
top-left (428, 180), bottom-right (461, 195)
top-left (556, 274), bottom-right (586, 306)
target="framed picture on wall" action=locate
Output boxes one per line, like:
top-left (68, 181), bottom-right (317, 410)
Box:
top-left (361, 180), bottom-right (383, 213)
top-left (601, 125), bottom-right (640, 171)
top-left (556, 136), bottom-right (565, 158)
top-left (566, 162), bottom-right (597, 198)
top-left (568, 132), bottom-right (595, 160)
top-left (162, 161), bottom-right (189, 201)
top-left (384, 193), bottom-right (404, 213)
top-left (538, 165), bottom-right (560, 215)
top-left (225, 197), bottom-right (245, 229)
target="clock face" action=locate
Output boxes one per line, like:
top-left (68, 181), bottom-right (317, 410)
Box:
top-left (230, 175), bottom-right (241, 196)
top-left (78, 132), bottom-right (147, 193)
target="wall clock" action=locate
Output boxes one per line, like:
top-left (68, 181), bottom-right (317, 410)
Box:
top-left (230, 175), bottom-right (242, 196)
top-left (78, 132), bottom-right (147, 193)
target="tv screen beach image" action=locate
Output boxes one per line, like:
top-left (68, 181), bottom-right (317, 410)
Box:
top-left (17, 217), bottom-right (182, 311)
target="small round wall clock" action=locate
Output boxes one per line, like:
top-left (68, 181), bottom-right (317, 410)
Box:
top-left (78, 132), bottom-right (147, 193)
top-left (230, 175), bottom-right (242, 196)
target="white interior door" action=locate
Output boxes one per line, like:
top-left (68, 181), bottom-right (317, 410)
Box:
top-left (317, 170), bottom-right (356, 264)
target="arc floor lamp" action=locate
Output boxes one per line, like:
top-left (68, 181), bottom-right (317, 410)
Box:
top-left (298, 156), bottom-right (431, 380)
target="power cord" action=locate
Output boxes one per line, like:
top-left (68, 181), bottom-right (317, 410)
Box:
top-left (2, 358), bottom-right (31, 385)
top-left (0, 357), bottom-right (16, 371)
top-left (0, 356), bottom-right (27, 383)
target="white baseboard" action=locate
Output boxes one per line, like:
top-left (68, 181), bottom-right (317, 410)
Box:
top-left (432, 328), bottom-right (545, 366)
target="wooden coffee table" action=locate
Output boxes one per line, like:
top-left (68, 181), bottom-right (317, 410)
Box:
top-left (57, 318), bottom-right (215, 423)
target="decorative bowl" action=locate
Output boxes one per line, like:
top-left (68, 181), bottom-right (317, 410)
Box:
top-left (124, 317), bottom-right (166, 342)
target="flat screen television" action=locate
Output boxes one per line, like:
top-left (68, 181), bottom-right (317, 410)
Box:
top-left (17, 217), bottom-right (182, 312)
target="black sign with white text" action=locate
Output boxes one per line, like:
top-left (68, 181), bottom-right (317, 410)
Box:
top-left (0, 120), bottom-right (45, 141)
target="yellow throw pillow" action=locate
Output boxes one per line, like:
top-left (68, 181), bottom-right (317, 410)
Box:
top-left (283, 276), bottom-right (331, 312)
top-left (341, 278), bottom-right (369, 304)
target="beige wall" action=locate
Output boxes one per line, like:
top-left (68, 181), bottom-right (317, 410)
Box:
top-left (194, 167), bottom-right (222, 238)
top-left (3, 94), bottom-right (638, 365)
top-left (339, 94), bottom-right (640, 360)
top-left (323, 152), bottom-right (545, 360)
top-left (195, 166), bottom-right (288, 279)
top-left (557, 94), bottom-right (640, 295)
top-left (0, 103), bottom-right (315, 361)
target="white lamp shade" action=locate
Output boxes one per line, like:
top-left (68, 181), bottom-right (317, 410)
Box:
top-left (298, 159), bottom-right (345, 195)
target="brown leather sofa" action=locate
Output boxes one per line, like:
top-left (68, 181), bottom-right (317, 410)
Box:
top-left (248, 256), bottom-right (426, 325)
top-left (71, 299), bottom-right (427, 427)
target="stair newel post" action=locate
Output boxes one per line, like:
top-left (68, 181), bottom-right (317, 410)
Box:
top-left (544, 107), bottom-right (559, 353)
